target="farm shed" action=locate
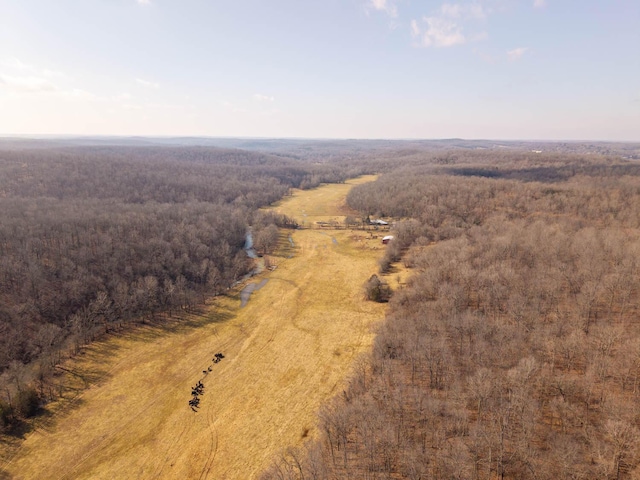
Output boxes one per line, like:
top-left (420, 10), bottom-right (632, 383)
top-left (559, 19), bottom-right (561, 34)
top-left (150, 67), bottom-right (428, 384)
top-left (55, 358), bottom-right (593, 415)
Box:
top-left (371, 219), bottom-right (388, 225)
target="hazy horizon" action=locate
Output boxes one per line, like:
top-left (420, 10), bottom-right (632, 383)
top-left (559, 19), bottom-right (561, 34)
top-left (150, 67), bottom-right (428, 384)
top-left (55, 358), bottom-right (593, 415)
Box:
top-left (1, 1), bottom-right (638, 141)
top-left (2, 134), bottom-right (639, 145)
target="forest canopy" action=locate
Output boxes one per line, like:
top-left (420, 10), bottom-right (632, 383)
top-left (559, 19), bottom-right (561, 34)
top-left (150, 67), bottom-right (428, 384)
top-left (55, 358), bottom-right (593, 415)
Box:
top-left (262, 146), bottom-right (640, 480)
top-left (0, 144), bottom-right (359, 422)
top-left (6, 139), bottom-right (640, 479)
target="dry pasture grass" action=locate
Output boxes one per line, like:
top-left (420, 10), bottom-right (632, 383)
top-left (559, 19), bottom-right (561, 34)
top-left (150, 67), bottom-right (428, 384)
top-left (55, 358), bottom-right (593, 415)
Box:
top-left (1, 175), bottom-right (388, 480)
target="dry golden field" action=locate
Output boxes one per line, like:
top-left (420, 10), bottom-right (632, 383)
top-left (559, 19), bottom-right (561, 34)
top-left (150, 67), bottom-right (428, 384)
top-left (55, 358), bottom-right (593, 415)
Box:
top-left (1, 175), bottom-right (390, 479)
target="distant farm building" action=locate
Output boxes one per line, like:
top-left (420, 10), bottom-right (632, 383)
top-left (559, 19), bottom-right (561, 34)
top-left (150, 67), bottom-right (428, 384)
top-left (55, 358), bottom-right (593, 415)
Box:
top-left (371, 219), bottom-right (388, 225)
top-left (382, 235), bottom-right (394, 245)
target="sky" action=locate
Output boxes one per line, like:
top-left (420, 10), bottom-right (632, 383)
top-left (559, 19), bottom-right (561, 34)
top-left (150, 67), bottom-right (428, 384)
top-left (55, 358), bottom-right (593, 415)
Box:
top-left (0, 0), bottom-right (638, 140)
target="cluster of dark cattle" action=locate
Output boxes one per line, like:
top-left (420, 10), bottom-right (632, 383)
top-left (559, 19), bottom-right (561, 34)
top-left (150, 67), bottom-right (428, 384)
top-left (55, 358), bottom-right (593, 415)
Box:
top-left (189, 381), bottom-right (204, 411)
top-left (213, 353), bottom-right (225, 363)
top-left (189, 352), bottom-right (225, 412)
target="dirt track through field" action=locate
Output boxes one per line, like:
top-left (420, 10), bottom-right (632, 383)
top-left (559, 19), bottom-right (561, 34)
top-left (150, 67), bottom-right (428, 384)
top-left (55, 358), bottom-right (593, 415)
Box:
top-left (1, 175), bottom-right (388, 480)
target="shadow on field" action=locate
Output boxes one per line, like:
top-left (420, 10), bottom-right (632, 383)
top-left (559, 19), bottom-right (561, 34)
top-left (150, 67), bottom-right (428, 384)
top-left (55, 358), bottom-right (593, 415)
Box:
top-left (17, 398), bottom-right (85, 439)
top-left (0, 468), bottom-right (14, 479)
top-left (69, 306), bottom-right (236, 384)
top-left (0, 419), bottom-right (34, 442)
top-left (71, 341), bottom-right (124, 385)
top-left (381, 264), bottom-right (401, 275)
top-left (1, 418), bottom-right (32, 440)
top-left (8, 304), bottom-right (236, 443)
top-left (115, 304), bottom-right (236, 344)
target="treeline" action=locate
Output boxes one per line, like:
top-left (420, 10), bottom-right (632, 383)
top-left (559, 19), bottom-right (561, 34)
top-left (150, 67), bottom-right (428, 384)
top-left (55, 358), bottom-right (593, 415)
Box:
top-left (263, 153), bottom-right (640, 479)
top-left (0, 145), bottom-right (344, 428)
top-left (0, 146), bottom-right (359, 205)
top-left (348, 152), bottom-right (640, 273)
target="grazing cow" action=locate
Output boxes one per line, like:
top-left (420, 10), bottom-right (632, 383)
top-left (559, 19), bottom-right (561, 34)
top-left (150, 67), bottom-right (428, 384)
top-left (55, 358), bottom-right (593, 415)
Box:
top-left (213, 353), bottom-right (225, 363)
top-left (192, 383), bottom-right (204, 395)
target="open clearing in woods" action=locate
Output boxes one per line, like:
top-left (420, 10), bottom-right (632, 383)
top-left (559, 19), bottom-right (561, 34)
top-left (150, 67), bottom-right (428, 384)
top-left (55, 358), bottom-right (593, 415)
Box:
top-left (1, 175), bottom-right (392, 480)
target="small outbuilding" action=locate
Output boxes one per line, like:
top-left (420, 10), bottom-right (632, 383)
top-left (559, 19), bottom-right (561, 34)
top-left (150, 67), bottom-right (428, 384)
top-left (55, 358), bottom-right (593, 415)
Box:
top-left (382, 235), bottom-right (394, 245)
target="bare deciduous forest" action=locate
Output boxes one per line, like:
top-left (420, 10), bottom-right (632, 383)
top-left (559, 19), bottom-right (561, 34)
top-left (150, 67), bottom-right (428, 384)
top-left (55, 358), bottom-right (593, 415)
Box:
top-left (263, 148), bottom-right (640, 479)
top-left (5, 138), bottom-right (640, 479)
top-left (0, 143), bottom-right (360, 427)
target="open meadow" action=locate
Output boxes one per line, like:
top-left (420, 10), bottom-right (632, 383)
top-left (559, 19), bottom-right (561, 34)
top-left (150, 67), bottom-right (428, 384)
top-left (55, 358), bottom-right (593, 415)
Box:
top-left (0, 175), bottom-right (389, 479)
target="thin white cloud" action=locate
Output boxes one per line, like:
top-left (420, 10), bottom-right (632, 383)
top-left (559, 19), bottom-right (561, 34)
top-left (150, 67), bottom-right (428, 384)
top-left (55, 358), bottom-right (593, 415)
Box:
top-left (42, 68), bottom-right (66, 78)
top-left (411, 2), bottom-right (488, 48)
top-left (61, 88), bottom-right (99, 100)
top-left (256, 108), bottom-right (281, 118)
top-left (410, 19), bottom-right (420, 37)
top-left (136, 78), bottom-right (160, 88)
top-left (440, 2), bottom-right (486, 20)
top-left (253, 93), bottom-right (275, 102)
top-left (123, 103), bottom-right (144, 111)
top-left (507, 47), bottom-right (528, 61)
top-left (113, 93), bottom-right (134, 101)
top-left (0, 74), bottom-right (100, 102)
top-left (412, 16), bottom-right (466, 47)
top-left (368, 0), bottom-right (398, 18)
top-left (533, 0), bottom-right (546, 7)
top-left (0, 57), bottom-right (67, 79)
top-left (147, 102), bottom-right (184, 110)
top-left (0, 74), bottom-right (57, 93)
top-left (0, 58), bottom-right (84, 97)
top-left (137, 0), bottom-right (151, 4)
top-left (0, 57), bottom-right (31, 71)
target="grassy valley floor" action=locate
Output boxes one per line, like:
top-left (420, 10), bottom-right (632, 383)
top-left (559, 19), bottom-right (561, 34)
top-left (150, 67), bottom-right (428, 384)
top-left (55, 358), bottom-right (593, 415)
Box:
top-left (1, 175), bottom-right (389, 480)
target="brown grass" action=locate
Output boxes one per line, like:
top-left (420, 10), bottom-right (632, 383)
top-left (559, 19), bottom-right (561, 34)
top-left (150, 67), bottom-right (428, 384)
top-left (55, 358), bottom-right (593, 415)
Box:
top-left (1, 175), bottom-right (389, 480)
